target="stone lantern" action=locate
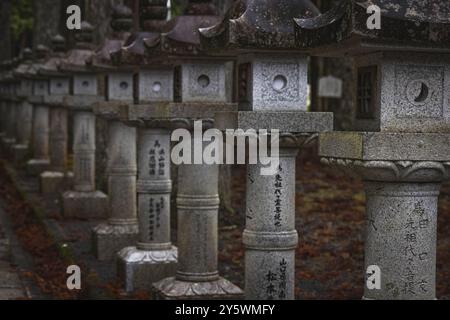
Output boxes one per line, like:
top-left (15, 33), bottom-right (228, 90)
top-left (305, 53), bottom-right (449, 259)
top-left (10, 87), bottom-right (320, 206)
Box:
top-left (134, 0), bottom-right (243, 299)
top-left (200, 0), bottom-right (334, 300)
top-left (295, 0), bottom-right (450, 300)
top-left (113, 0), bottom-right (179, 292)
top-left (27, 45), bottom-right (52, 175)
top-left (38, 35), bottom-right (73, 194)
top-left (89, 4), bottom-right (139, 261)
top-left (12, 49), bottom-right (34, 163)
top-left (59, 21), bottom-right (108, 219)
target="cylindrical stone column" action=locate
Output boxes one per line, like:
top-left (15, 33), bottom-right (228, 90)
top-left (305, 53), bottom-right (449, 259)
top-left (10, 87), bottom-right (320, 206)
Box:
top-left (92, 120), bottom-right (138, 261)
top-left (32, 105), bottom-right (50, 159)
top-left (73, 111), bottom-right (96, 192)
top-left (5, 101), bottom-right (17, 144)
top-left (17, 100), bottom-right (33, 146)
top-left (153, 134), bottom-right (242, 299)
top-left (244, 147), bottom-right (299, 300)
top-left (363, 181), bottom-right (439, 300)
top-left (176, 146), bottom-right (220, 282)
top-left (117, 128), bottom-right (177, 292)
top-left (136, 128), bottom-right (173, 250)
top-left (107, 121), bottom-right (137, 225)
top-left (49, 107), bottom-right (68, 171)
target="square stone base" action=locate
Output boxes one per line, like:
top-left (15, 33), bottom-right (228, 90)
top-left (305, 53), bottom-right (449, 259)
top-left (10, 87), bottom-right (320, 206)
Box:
top-left (91, 223), bottom-right (139, 261)
top-left (152, 277), bottom-right (244, 300)
top-left (27, 159), bottom-right (50, 176)
top-left (117, 246), bottom-right (178, 293)
top-left (12, 144), bottom-right (29, 163)
top-left (40, 171), bottom-right (74, 194)
top-left (62, 190), bottom-right (108, 219)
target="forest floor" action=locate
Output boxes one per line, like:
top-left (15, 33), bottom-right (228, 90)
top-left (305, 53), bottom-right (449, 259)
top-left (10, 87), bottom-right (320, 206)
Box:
top-left (0, 146), bottom-right (448, 300)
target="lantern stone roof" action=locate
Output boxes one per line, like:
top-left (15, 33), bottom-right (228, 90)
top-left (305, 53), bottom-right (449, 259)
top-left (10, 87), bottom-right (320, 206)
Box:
top-left (13, 48), bottom-right (34, 79)
top-left (112, 0), bottom-right (172, 66)
top-left (294, 0), bottom-right (450, 56)
top-left (150, 0), bottom-right (221, 58)
top-left (58, 21), bottom-right (96, 73)
top-left (199, 0), bottom-right (319, 53)
top-left (89, 4), bottom-right (134, 71)
top-left (38, 35), bottom-right (68, 77)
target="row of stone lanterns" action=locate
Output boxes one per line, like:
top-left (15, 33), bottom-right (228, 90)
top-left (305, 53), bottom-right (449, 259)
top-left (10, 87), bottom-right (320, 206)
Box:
top-left (0, 0), bottom-right (448, 300)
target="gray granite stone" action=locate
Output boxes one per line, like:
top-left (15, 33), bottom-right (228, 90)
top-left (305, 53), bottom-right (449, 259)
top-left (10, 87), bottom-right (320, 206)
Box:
top-left (362, 181), bottom-right (439, 300)
top-left (117, 128), bottom-right (177, 290)
top-left (319, 132), bottom-right (450, 162)
top-left (117, 246), bottom-right (178, 292)
top-left (62, 190), bottom-right (108, 219)
top-left (92, 224), bottom-right (139, 261)
top-left (153, 136), bottom-right (243, 299)
top-left (215, 111), bottom-right (333, 133)
top-left (40, 171), bottom-right (74, 194)
top-left (27, 104), bottom-right (50, 176)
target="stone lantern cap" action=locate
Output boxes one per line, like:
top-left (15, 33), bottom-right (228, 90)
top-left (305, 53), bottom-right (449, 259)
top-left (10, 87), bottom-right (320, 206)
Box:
top-left (147, 0), bottom-right (221, 59)
top-left (112, 0), bottom-right (172, 66)
top-left (39, 35), bottom-right (67, 77)
top-left (89, 4), bottom-right (134, 71)
top-left (199, 0), bottom-right (319, 53)
top-left (295, 0), bottom-right (450, 56)
top-left (58, 21), bottom-right (96, 73)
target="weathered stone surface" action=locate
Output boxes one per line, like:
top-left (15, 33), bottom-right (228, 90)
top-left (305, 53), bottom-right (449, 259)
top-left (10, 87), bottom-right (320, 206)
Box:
top-left (27, 159), bottom-right (50, 176)
top-left (319, 132), bottom-right (450, 162)
top-left (243, 148), bottom-right (298, 300)
top-left (40, 171), bottom-right (73, 194)
top-left (117, 246), bottom-right (178, 292)
top-left (153, 136), bottom-right (243, 299)
top-left (362, 181), bottom-right (439, 300)
top-left (27, 104), bottom-right (50, 175)
top-left (62, 190), bottom-right (108, 219)
top-left (199, 0), bottom-right (319, 52)
top-left (153, 277), bottom-right (244, 300)
top-left (295, 0), bottom-right (450, 54)
top-left (91, 224), bottom-right (139, 261)
top-left (237, 53), bottom-right (309, 111)
top-left (216, 110), bottom-right (333, 133)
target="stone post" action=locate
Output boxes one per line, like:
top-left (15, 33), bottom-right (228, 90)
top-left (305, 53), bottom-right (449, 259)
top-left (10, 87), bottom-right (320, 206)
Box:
top-left (149, 0), bottom-right (243, 299)
top-left (27, 93), bottom-right (51, 175)
top-left (39, 36), bottom-right (74, 194)
top-left (62, 105), bottom-right (108, 218)
top-left (11, 49), bottom-right (34, 163)
top-left (60, 22), bottom-right (108, 219)
top-left (114, 1), bottom-right (179, 292)
top-left (117, 126), bottom-right (177, 292)
top-left (201, 0), bottom-right (332, 299)
top-left (91, 5), bottom-right (139, 261)
top-left (92, 110), bottom-right (138, 260)
top-left (295, 0), bottom-right (450, 299)
top-left (155, 132), bottom-right (243, 299)
top-left (244, 146), bottom-right (298, 299)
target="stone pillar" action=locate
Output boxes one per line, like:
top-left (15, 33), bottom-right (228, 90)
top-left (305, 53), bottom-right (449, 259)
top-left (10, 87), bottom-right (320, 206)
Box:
top-left (62, 110), bottom-right (108, 218)
top-left (0, 100), bottom-right (5, 138)
top-left (244, 146), bottom-right (298, 300)
top-left (3, 100), bottom-right (17, 149)
top-left (363, 181), bottom-right (439, 300)
top-left (153, 135), bottom-right (243, 299)
top-left (27, 104), bottom-right (50, 175)
top-left (117, 128), bottom-right (177, 292)
top-left (40, 106), bottom-right (72, 193)
top-left (12, 100), bottom-right (33, 162)
top-left (92, 120), bottom-right (138, 261)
